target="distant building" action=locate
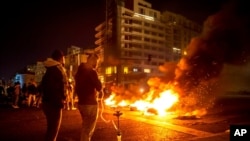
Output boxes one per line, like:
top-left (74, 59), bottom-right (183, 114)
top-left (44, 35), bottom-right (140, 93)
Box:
top-left (34, 61), bottom-right (46, 85)
top-left (14, 67), bottom-right (36, 88)
top-left (14, 46), bottom-right (100, 86)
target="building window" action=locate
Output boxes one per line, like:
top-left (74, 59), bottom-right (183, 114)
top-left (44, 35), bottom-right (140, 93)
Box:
top-left (133, 28), bottom-right (142, 33)
top-left (139, 8), bottom-right (145, 14)
top-left (159, 33), bottom-right (164, 37)
top-left (125, 35), bottom-right (131, 40)
top-left (105, 66), bottom-right (117, 75)
top-left (131, 35), bottom-right (142, 41)
top-left (154, 12), bottom-right (157, 18)
top-left (144, 30), bottom-right (150, 34)
top-left (125, 27), bottom-right (130, 32)
top-left (159, 41), bottom-right (164, 45)
top-left (149, 11), bottom-right (154, 16)
top-left (133, 68), bottom-right (138, 72)
top-left (158, 26), bottom-right (164, 30)
top-left (144, 22), bottom-right (150, 27)
top-left (151, 39), bottom-right (157, 43)
top-left (144, 68), bottom-right (151, 73)
top-left (144, 37), bottom-right (150, 42)
top-left (152, 62), bottom-right (157, 66)
top-left (124, 67), bottom-right (128, 74)
top-left (133, 43), bottom-right (142, 49)
top-left (152, 32), bottom-right (157, 36)
top-left (133, 20), bottom-right (142, 25)
top-left (152, 47), bottom-right (157, 50)
top-left (144, 45), bottom-right (150, 49)
top-left (152, 24), bottom-right (157, 29)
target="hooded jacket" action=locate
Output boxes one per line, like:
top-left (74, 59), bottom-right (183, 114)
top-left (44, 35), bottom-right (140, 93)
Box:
top-left (75, 63), bottom-right (102, 105)
top-left (41, 58), bottom-right (68, 108)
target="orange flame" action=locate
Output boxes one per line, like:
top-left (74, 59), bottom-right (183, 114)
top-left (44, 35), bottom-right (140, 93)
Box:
top-left (105, 86), bottom-right (179, 116)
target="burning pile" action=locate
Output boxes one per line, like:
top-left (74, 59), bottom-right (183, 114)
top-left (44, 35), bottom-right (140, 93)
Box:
top-left (105, 77), bottom-right (179, 116)
top-left (104, 0), bottom-right (250, 118)
top-left (104, 77), bottom-right (208, 118)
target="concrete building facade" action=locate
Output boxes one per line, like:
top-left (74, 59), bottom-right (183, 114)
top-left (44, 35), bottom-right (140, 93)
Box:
top-left (95, 0), bottom-right (202, 84)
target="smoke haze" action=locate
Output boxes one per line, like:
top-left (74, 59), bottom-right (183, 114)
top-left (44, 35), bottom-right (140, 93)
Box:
top-left (174, 0), bottom-right (250, 93)
top-left (158, 0), bottom-right (250, 114)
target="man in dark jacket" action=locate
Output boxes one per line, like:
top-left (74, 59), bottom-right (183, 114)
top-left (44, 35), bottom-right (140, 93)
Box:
top-left (75, 54), bottom-right (102, 141)
top-left (41, 49), bottom-right (68, 141)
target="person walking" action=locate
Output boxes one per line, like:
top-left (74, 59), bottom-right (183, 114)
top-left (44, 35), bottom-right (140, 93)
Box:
top-left (12, 81), bottom-right (21, 108)
top-left (27, 79), bottom-right (38, 107)
top-left (74, 54), bottom-right (102, 141)
top-left (41, 49), bottom-right (68, 141)
top-left (65, 79), bottom-right (77, 110)
top-left (35, 83), bottom-right (43, 108)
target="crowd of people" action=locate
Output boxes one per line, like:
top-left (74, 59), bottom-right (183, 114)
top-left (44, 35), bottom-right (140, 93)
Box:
top-left (1, 49), bottom-right (103, 141)
top-left (0, 78), bottom-right (78, 110)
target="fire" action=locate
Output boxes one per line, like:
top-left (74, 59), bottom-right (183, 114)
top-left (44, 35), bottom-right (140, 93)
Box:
top-left (104, 85), bottom-right (179, 116)
top-left (150, 90), bottom-right (179, 116)
top-left (105, 92), bottom-right (130, 107)
top-left (104, 93), bottom-right (116, 107)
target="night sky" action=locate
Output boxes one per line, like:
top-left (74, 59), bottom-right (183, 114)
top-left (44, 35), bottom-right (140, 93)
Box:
top-left (0, 0), bottom-right (237, 79)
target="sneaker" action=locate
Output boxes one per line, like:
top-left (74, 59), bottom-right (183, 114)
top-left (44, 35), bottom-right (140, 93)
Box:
top-left (71, 107), bottom-right (77, 110)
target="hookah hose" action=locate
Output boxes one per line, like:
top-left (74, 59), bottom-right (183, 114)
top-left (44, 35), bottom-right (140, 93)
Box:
top-left (99, 89), bottom-right (111, 123)
top-left (98, 89), bottom-right (121, 140)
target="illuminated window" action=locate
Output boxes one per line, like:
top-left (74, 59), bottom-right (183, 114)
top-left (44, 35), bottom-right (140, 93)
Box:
top-left (133, 68), bottom-right (138, 72)
top-left (105, 67), bottom-right (112, 75)
top-left (124, 67), bottom-right (128, 74)
top-left (173, 47), bottom-right (181, 54)
top-left (105, 66), bottom-right (117, 75)
top-left (144, 68), bottom-right (151, 73)
top-left (183, 51), bottom-right (187, 55)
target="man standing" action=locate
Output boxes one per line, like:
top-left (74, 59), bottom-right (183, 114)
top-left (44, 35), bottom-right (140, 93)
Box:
top-left (41, 49), bottom-right (68, 141)
top-left (75, 54), bottom-right (102, 141)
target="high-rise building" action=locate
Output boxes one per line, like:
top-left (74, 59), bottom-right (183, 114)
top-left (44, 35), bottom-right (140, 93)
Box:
top-left (161, 11), bottom-right (202, 61)
top-left (95, 0), bottom-right (202, 84)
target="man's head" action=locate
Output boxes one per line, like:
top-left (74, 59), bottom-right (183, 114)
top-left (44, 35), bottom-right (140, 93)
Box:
top-left (87, 54), bottom-right (99, 69)
top-left (51, 49), bottom-right (65, 65)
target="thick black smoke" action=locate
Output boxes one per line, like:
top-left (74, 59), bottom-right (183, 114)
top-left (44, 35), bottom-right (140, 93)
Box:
top-left (158, 0), bottom-right (250, 115)
top-left (174, 0), bottom-right (250, 94)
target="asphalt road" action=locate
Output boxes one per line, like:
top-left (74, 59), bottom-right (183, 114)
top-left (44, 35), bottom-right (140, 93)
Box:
top-left (0, 94), bottom-right (250, 141)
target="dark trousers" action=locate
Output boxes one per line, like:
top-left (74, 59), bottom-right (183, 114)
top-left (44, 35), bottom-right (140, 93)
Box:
top-left (42, 103), bottom-right (62, 141)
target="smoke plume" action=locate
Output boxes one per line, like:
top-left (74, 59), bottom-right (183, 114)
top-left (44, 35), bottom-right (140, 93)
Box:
top-left (174, 0), bottom-right (250, 93)
top-left (161, 0), bottom-right (250, 114)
